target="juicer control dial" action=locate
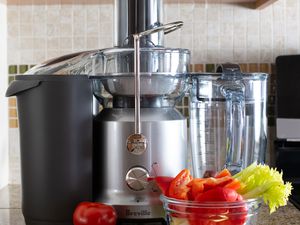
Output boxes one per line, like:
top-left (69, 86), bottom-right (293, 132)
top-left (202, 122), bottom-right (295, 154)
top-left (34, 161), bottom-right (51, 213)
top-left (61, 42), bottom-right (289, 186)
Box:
top-left (125, 167), bottom-right (149, 191)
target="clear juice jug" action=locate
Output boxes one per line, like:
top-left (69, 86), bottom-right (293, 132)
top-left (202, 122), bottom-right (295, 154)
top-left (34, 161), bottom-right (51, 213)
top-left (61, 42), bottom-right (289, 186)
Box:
top-left (189, 64), bottom-right (268, 177)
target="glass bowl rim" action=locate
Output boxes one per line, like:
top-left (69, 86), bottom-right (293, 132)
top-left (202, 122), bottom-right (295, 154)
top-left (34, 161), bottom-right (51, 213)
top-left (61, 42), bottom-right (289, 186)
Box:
top-left (160, 195), bottom-right (263, 208)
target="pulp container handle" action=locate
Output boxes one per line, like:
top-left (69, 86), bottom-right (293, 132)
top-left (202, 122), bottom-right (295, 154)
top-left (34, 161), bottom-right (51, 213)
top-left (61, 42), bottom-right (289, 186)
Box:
top-left (217, 64), bottom-right (245, 174)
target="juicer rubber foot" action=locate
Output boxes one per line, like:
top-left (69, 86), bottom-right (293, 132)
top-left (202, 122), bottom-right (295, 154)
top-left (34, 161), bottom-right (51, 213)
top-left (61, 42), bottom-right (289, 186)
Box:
top-left (25, 218), bottom-right (73, 225)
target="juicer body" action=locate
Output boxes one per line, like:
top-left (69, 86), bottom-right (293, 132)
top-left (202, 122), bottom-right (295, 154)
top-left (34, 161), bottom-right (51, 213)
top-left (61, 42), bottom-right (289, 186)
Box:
top-left (93, 108), bottom-right (187, 221)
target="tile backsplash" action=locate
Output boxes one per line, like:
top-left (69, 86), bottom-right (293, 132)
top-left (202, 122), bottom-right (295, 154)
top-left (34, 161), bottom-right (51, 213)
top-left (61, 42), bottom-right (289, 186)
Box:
top-left (6, 0), bottom-right (298, 184)
top-left (6, 0), bottom-right (300, 65)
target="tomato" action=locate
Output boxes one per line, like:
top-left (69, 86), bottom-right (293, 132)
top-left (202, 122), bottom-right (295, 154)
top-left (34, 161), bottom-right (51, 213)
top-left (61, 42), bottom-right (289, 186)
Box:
top-left (154, 176), bottom-right (174, 195)
top-left (187, 179), bottom-right (205, 200)
top-left (73, 202), bottom-right (117, 225)
top-left (189, 188), bottom-right (246, 225)
top-left (195, 187), bottom-right (238, 202)
top-left (168, 169), bottom-right (192, 200)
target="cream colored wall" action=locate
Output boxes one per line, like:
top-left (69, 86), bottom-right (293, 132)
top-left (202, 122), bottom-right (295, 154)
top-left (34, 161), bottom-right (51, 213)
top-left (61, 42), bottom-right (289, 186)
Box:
top-left (0, 0), bottom-right (9, 189)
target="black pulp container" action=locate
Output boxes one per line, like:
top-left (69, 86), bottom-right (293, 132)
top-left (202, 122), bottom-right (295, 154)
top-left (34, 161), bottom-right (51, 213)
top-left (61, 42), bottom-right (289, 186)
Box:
top-left (6, 75), bottom-right (93, 225)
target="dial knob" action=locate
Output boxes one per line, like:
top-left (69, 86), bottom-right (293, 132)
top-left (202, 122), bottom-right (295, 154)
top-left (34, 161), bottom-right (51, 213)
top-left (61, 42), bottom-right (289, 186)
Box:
top-left (125, 167), bottom-right (149, 191)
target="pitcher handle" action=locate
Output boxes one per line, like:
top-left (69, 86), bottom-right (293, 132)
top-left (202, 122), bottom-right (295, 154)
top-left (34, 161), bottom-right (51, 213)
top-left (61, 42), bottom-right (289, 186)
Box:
top-left (217, 64), bottom-right (245, 174)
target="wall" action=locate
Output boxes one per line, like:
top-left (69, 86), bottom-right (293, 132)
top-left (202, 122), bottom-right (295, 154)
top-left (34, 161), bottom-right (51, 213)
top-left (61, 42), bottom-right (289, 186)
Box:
top-left (0, 0), bottom-right (9, 189)
top-left (6, 0), bottom-right (300, 184)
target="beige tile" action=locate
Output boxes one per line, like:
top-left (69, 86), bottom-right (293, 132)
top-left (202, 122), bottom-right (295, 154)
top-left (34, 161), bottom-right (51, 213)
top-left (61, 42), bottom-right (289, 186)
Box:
top-left (20, 37), bottom-right (33, 49)
top-left (73, 21), bottom-right (86, 36)
top-left (220, 35), bottom-right (233, 49)
top-left (99, 4), bottom-right (113, 22)
top-left (165, 4), bottom-right (180, 22)
top-left (20, 6), bottom-right (33, 23)
top-left (98, 36), bottom-right (113, 49)
top-left (234, 22), bottom-right (246, 35)
top-left (8, 51), bottom-right (20, 65)
top-left (9, 109), bottom-right (17, 118)
top-left (7, 8), bottom-right (19, 23)
top-left (47, 23), bottom-right (59, 36)
top-left (99, 22), bottom-right (112, 36)
top-left (32, 8), bottom-right (46, 23)
top-left (47, 37), bottom-right (60, 50)
top-left (180, 35), bottom-right (193, 50)
top-left (260, 49), bottom-right (273, 63)
top-left (8, 38), bottom-right (20, 51)
top-left (180, 3), bottom-right (194, 23)
top-left (7, 23), bottom-right (19, 37)
top-left (20, 50), bottom-right (33, 64)
top-left (32, 23), bottom-right (47, 36)
top-left (60, 37), bottom-right (72, 49)
top-left (60, 23), bottom-right (72, 36)
top-left (193, 35), bottom-right (207, 50)
top-left (220, 49), bottom-right (233, 63)
top-left (32, 50), bottom-right (46, 63)
top-left (207, 35), bottom-right (219, 49)
top-left (86, 6), bottom-right (99, 22)
top-left (247, 35), bottom-right (259, 50)
top-left (273, 35), bottom-right (285, 49)
top-left (207, 22), bottom-right (220, 36)
top-left (247, 21), bottom-right (259, 35)
top-left (233, 48), bottom-right (247, 63)
top-left (60, 6), bottom-right (73, 23)
top-left (193, 3), bottom-right (206, 23)
top-left (8, 98), bottom-right (17, 107)
top-left (193, 22), bottom-right (207, 37)
top-left (47, 8), bottom-right (60, 24)
top-left (46, 50), bottom-right (61, 60)
top-left (165, 32), bottom-right (180, 48)
top-left (87, 22), bottom-right (99, 36)
top-left (260, 35), bottom-right (272, 49)
top-left (73, 7), bottom-right (86, 24)
top-left (73, 36), bottom-right (86, 49)
top-left (285, 0), bottom-right (298, 8)
top-left (273, 21), bottom-right (285, 36)
top-left (207, 49), bottom-right (220, 63)
top-left (206, 3), bottom-right (220, 23)
top-left (9, 119), bottom-right (18, 128)
top-left (19, 23), bottom-right (33, 37)
top-left (86, 36), bottom-right (99, 49)
top-left (220, 4), bottom-right (233, 23)
top-left (247, 49), bottom-right (261, 63)
top-left (32, 37), bottom-right (46, 49)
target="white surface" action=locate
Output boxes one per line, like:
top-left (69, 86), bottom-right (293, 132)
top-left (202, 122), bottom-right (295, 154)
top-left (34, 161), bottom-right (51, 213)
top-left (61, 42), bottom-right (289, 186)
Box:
top-left (0, 0), bottom-right (9, 189)
top-left (276, 118), bottom-right (300, 139)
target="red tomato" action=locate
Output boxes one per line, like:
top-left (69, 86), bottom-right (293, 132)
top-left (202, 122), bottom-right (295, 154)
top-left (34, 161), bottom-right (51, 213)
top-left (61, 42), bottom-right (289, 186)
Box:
top-left (154, 176), bottom-right (174, 195)
top-left (73, 202), bottom-right (117, 225)
top-left (168, 169), bottom-right (192, 200)
top-left (195, 187), bottom-right (238, 202)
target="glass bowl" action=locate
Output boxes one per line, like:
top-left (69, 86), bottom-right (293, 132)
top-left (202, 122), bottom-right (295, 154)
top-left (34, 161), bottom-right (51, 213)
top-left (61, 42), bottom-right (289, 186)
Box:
top-left (160, 195), bottom-right (262, 225)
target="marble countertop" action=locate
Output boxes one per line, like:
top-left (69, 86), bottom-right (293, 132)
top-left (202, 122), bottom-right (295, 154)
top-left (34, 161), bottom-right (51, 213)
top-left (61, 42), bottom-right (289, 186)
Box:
top-left (1, 184), bottom-right (300, 225)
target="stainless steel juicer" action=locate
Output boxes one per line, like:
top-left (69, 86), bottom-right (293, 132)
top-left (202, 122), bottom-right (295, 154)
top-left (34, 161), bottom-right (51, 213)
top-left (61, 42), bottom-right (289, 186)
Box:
top-left (25, 0), bottom-right (190, 224)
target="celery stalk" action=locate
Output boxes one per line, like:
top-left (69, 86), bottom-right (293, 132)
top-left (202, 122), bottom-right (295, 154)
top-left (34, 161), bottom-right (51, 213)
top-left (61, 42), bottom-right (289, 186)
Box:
top-left (233, 163), bottom-right (293, 213)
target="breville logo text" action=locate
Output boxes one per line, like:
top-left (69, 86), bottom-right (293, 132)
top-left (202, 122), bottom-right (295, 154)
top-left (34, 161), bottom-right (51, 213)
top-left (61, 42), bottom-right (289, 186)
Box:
top-left (126, 209), bottom-right (151, 217)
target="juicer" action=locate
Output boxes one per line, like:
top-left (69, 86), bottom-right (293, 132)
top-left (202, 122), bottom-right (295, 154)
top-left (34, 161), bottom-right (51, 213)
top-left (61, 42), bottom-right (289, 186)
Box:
top-left (11, 0), bottom-right (190, 224)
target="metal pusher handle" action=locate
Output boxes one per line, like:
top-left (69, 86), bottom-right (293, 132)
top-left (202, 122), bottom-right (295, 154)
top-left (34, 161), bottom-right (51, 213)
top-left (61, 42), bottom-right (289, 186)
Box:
top-left (126, 21), bottom-right (184, 155)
